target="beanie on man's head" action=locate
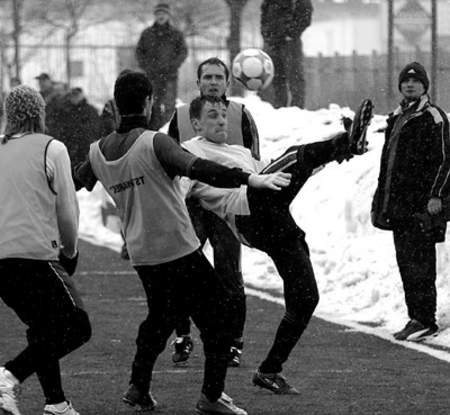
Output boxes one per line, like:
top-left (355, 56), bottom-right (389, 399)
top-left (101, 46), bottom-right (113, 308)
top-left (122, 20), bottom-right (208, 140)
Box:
top-left (154, 2), bottom-right (171, 15)
top-left (398, 62), bottom-right (429, 92)
top-left (5, 85), bottom-right (45, 130)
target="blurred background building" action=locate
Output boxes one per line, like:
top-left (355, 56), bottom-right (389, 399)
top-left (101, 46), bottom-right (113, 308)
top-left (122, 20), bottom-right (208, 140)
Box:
top-left (1, 0), bottom-right (450, 113)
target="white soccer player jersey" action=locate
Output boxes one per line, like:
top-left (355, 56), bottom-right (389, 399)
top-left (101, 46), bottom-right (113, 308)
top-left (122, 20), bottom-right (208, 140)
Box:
top-left (89, 130), bottom-right (200, 266)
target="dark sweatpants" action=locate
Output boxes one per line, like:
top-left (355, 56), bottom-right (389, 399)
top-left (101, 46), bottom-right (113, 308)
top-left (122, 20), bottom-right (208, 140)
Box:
top-left (0, 259), bottom-right (91, 405)
top-left (262, 39), bottom-right (306, 109)
top-left (393, 225), bottom-right (437, 328)
top-left (131, 249), bottom-right (233, 402)
top-left (236, 134), bottom-right (345, 373)
top-left (148, 76), bottom-right (178, 131)
top-left (175, 199), bottom-right (246, 345)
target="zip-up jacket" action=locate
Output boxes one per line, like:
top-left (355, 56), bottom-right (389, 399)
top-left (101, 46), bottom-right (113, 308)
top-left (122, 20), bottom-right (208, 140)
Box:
top-left (371, 95), bottom-right (450, 234)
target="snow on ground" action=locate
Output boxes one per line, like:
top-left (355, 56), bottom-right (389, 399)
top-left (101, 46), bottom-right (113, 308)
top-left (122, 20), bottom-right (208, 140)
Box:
top-left (78, 93), bottom-right (450, 348)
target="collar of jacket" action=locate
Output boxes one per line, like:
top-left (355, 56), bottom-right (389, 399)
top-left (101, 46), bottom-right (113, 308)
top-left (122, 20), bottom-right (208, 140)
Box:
top-left (392, 94), bottom-right (429, 117)
top-left (152, 22), bottom-right (171, 31)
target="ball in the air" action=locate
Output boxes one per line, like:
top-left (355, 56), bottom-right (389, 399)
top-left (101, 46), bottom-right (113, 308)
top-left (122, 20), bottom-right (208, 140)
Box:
top-left (232, 48), bottom-right (274, 91)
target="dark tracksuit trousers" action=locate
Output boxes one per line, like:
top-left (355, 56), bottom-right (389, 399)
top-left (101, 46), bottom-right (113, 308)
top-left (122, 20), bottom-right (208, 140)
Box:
top-left (393, 224), bottom-right (438, 328)
top-left (235, 133), bottom-right (347, 374)
top-left (263, 38), bottom-right (306, 109)
top-left (175, 199), bottom-right (246, 347)
top-left (0, 259), bottom-right (91, 404)
top-left (131, 249), bottom-right (234, 402)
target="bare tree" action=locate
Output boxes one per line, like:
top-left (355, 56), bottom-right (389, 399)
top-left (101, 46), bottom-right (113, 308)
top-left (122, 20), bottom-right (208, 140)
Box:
top-left (0, 0), bottom-right (62, 88)
top-left (30, 0), bottom-right (127, 86)
top-left (30, 0), bottom-right (92, 85)
top-left (11, 0), bottom-right (23, 78)
top-left (0, 0), bottom-right (24, 82)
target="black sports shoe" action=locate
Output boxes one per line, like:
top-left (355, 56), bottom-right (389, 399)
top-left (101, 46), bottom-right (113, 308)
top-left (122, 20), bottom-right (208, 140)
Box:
top-left (349, 98), bottom-right (374, 155)
top-left (393, 319), bottom-right (438, 342)
top-left (252, 371), bottom-right (299, 395)
top-left (172, 336), bottom-right (194, 364)
top-left (122, 384), bottom-right (156, 411)
top-left (228, 346), bottom-right (242, 367)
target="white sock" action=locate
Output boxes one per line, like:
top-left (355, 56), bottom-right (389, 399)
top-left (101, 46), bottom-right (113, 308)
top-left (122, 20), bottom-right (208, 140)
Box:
top-left (2, 368), bottom-right (19, 386)
top-left (50, 401), bottom-right (69, 411)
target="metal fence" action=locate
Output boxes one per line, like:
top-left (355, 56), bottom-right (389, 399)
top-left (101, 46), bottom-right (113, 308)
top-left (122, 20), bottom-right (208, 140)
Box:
top-left (304, 49), bottom-right (450, 114)
top-left (3, 43), bottom-right (450, 114)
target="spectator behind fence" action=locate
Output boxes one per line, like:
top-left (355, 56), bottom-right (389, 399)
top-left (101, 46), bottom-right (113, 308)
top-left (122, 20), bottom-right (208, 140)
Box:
top-left (260, 0), bottom-right (313, 109)
top-left (35, 73), bottom-right (60, 105)
top-left (136, 2), bottom-right (188, 130)
top-left (47, 87), bottom-right (101, 170)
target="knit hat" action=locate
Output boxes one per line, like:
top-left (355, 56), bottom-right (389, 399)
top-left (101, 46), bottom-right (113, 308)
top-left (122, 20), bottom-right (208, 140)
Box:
top-left (154, 2), bottom-right (170, 15)
top-left (398, 62), bottom-right (429, 92)
top-left (5, 85), bottom-right (45, 129)
top-left (35, 72), bottom-right (50, 81)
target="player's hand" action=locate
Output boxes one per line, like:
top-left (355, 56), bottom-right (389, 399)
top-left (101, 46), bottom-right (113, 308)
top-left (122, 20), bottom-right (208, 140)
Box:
top-left (248, 172), bottom-right (291, 190)
top-left (59, 250), bottom-right (79, 276)
top-left (427, 197), bottom-right (442, 215)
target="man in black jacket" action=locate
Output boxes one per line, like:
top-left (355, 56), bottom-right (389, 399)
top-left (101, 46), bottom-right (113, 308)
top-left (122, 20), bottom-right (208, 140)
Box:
top-left (372, 62), bottom-right (450, 342)
top-left (136, 3), bottom-right (187, 130)
top-left (46, 87), bottom-right (101, 171)
top-left (260, 0), bottom-right (313, 109)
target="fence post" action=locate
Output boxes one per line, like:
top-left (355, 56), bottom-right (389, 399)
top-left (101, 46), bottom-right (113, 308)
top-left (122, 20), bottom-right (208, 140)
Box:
top-left (317, 52), bottom-right (323, 109)
top-left (352, 50), bottom-right (358, 106)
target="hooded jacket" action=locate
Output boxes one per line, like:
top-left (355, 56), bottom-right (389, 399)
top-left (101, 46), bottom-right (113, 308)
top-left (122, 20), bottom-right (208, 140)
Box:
top-left (371, 95), bottom-right (450, 240)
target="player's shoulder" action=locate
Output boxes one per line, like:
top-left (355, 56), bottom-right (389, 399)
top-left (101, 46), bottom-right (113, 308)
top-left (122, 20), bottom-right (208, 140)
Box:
top-left (45, 137), bottom-right (72, 162)
top-left (182, 136), bottom-right (207, 157)
top-left (182, 136), bottom-right (202, 149)
top-left (227, 99), bottom-right (244, 109)
top-left (229, 143), bottom-right (252, 153)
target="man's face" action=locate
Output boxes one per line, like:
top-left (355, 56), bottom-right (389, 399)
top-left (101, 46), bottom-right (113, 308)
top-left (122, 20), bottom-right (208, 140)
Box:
top-left (38, 78), bottom-right (52, 92)
top-left (69, 91), bottom-right (84, 105)
top-left (197, 64), bottom-right (229, 97)
top-left (155, 11), bottom-right (169, 25)
top-left (400, 77), bottom-right (425, 101)
top-left (195, 101), bottom-right (228, 144)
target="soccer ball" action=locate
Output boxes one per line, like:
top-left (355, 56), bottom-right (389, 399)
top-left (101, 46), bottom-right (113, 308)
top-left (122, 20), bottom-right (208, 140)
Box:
top-left (232, 48), bottom-right (274, 91)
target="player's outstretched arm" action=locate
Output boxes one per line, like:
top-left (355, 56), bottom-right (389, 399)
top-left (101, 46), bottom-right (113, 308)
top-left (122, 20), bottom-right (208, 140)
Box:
top-left (248, 172), bottom-right (291, 190)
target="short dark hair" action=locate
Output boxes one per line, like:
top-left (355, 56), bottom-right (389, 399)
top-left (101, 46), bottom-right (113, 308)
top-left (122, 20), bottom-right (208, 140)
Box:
top-left (118, 68), bottom-right (133, 78)
top-left (189, 95), bottom-right (226, 121)
top-left (197, 57), bottom-right (230, 81)
top-left (114, 71), bottom-right (152, 115)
